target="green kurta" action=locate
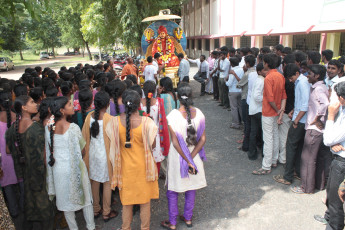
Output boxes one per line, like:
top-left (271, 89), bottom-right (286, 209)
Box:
top-left (5, 122), bottom-right (54, 221)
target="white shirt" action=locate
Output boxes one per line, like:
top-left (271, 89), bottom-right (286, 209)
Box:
top-left (328, 76), bottom-right (345, 104)
top-left (178, 59), bottom-right (190, 80)
top-left (324, 106), bottom-right (345, 158)
top-left (249, 75), bottom-right (264, 115)
top-left (152, 60), bottom-right (159, 69)
top-left (239, 56), bottom-right (245, 68)
top-left (247, 71), bottom-right (258, 105)
top-left (144, 64), bottom-right (158, 83)
top-left (226, 66), bottom-right (244, 93)
top-left (219, 58), bottom-right (230, 79)
top-left (188, 59), bottom-right (209, 78)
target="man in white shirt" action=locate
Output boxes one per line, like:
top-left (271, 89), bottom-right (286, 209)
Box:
top-left (189, 55), bottom-right (209, 96)
top-left (153, 53), bottom-right (163, 78)
top-left (320, 81), bottom-right (345, 230)
top-left (248, 62), bottom-right (265, 160)
top-left (226, 57), bottom-right (244, 129)
top-left (326, 60), bottom-right (345, 104)
top-left (143, 56), bottom-right (158, 83)
top-left (177, 53), bottom-right (190, 83)
top-left (216, 51), bottom-right (230, 107)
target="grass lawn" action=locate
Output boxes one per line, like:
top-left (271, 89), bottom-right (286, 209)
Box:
top-left (9, 53), bottom-right (41, 66)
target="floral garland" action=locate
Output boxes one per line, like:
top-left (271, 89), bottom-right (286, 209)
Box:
top-left (157, 36), bottom-right (173, 63)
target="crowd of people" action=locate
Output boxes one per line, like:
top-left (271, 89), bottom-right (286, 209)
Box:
top-left (1, 43), bottom-right (345, 230)
top-left (0, 61), bottom-right (207, 230)
top-left (181, 45), bottom-right (345, 230)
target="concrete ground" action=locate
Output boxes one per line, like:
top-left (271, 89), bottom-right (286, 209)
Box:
top-left (8, 65), bottom-right (328, 230)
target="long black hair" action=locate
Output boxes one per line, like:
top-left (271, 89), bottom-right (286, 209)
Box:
top-left (60, 81), bottom-right (73, 97)
top-left (91, 91), bottom-right (110, 138)
top-left (0, 88), bottom-right (13, 128)
top-left (160, 77), bottom-right (177, 109)
top-left (177, 82), bottom-right (197, 146)
top-left (105, 81), bottom-right (126, 115)
top-left (48, 97), bottom-right (69, 166)
top-left (39, 97), bottom-right (54, 123)
top-left (143, 81), bottom-right (156, 116)
top-left (13, 95), bottom-right (30, 164)
top-left (122, 90), bottom-right (141, 148)
top-left (79, 89), bottom-right (93, 125)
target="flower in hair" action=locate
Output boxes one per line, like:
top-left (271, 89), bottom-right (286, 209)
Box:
top-left (148, 92), bottom-right (153, 99)
top-left (47, 115), bottom-right (55, 127)
top-left (127, 101), bottom-right (132, 106)
top-left (181, 95), bottom-right (188, 99)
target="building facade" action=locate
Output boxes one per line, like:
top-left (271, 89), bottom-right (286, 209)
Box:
top-left (181, 0), bottom-right (345, 58)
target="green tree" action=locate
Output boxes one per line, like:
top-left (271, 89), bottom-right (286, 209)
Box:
top-left (26, 13), bottom-right (61, 57)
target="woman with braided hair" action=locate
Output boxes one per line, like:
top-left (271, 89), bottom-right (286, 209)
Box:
top-left (6, 95), bottom-right (54, 229)
top-left (81, 91), bottom-right (118, 222)
top-left (0, 88), bottom-right (20, 218)
top-left (105, 80), bottom-right (127, 116)
top-left (158, 77), bottom-right (180, 115)
top-left (74, 89), bottom-right (94, 129)
top-left (45, 96), bottom-right (95, 230)
top-left (141, 81), bottom-right (170, 173)
top-left (161, 82), bottom-right (207, 230)
top-left (106, 89), bottom-right (159, 230)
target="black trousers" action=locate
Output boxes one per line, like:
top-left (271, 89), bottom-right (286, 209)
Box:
top-left (315, 143), bottom-right (333, 191)
top-left (193, 72), bottom-right (207, 93)
top-left (241, 99), bottom-right (250, 151)
top-left (283, 122), bottom-right (305, 182)
top-left (324, 157), bottom-right (345, 230)
top-left (212, 75), bottom-right (219, 100)
top-left (248, 112), bottom-right (263, 160)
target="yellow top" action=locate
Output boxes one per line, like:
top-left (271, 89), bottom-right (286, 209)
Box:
top-left (118, 117), bottom-right (159, 205)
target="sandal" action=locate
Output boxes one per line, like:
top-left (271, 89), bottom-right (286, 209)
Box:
top-left (273, 175), bottom-right (291, 185)
top-left (161, 220), bottom-right (176, 230)
top-left (94, 209), bottom-right (102, 218)
top-left (180, 215), bottom-right (192, 228)
top-left (290, 185), bottom-right (309, 194)
top-left (271, 164), bottom-right (278, 168)
top-left (103, 210), bottom-right (118, 222)
top-left (252, 168), bottom-right (271, 175)
top-left (294, 173), bottom-right (301, 180)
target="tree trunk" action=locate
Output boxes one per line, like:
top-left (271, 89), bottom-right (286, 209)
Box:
top-left (19, 49), bottom-right (23, 60)
top-left (98, 37), bottom-right (101, 60)
top-left (67, 47), bottom-right (70, 52)
top-left (82, 47), bottom-right (85, 58)
top-left (84, 41), bottom-right (92, 60)
top-left (52, 47), bottom-right (55, 58)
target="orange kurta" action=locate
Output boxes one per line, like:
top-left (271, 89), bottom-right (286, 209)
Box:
top-left (118, 117), bottom-right (159, 205)
top-left (121, 64), bottom-right (138, 80)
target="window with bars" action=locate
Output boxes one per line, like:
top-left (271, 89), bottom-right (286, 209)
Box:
top-left (214, 39), bottom-right (220, 49)
top-left (205, 39), bottom-right (210, 51)
top-left (263, 36), bottom-right (280, 47)
top-left (240, 36), bottom-right (251, 48)
top-left (187, 39), bottom-right (190, 49)
top-left (191, 40), bottom-right (195, 49)
top-left (293, 34), bottom-right (320, 52)
top-left (198, 39), bottom-right (202, 50)
top-left (226, 37), bottom-right (233, 49)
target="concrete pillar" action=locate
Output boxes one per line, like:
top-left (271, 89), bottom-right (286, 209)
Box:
top-left (201, 39), bottom-right (206, 56)
top-left (233, 37), bottom-right (241, 49)
top-left (194, 39), bottom-right (198, 58)
top-left (326, 32), bottom-right (341, 57)
top-left (319, 33), bottom-right (327, 54)
top-left (254, 36), bottom-right (263, 48)
top-left (220, 37), bottom-right (226, 47)
top-left (281, 35), bottom-right (293, 48)
top-left (210, 39), bottom-right (215, 52)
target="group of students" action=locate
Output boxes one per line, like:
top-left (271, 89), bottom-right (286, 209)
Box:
top-left (181, 44), bottom-right (345, 230)
top-left (0, 62), bottom-right (207, 230)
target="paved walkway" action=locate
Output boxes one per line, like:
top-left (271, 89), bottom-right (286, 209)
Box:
top-left (84, 67), bottom-right (326, 230)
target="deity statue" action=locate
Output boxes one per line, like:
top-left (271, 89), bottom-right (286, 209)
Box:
top-left (152, 25), bottom-right (180, 67)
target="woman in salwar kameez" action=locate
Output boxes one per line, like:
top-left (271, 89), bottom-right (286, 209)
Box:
top-left (6, 96), bottom-right (54, 230)
top-left (161, 83), bottom-right (207, 230)
top-left (106, 89), bottom-right (159, 230)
